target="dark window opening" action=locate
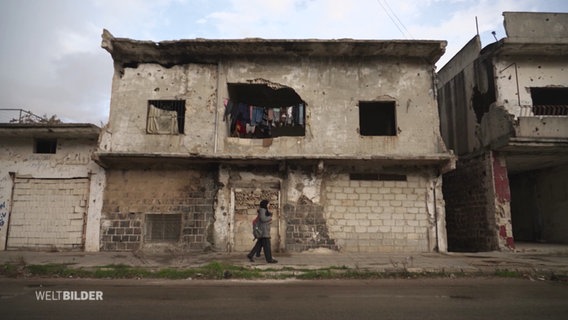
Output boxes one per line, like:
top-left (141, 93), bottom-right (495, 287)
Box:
top-left (34, 138), bottom-right (57, 154)
top-left (350, 173), bottom-right (407, 181)
top-left (145, 214), bottom-right (181, 242)
top-left (359, 101), bottom-right (397, 136)
top-left (378, 174), bottom-right (407, 181)
top-left (530, 87), bottom-right (568, 115)
top-left (350, 173), bottom-right (379, 181)
top-left (147, 100), bottom-right (186, 134)
top-left (225, 82), bottom-right (305, 139)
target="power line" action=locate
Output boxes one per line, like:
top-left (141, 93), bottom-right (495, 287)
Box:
top-left (376, 0), bottom-right (413, 39)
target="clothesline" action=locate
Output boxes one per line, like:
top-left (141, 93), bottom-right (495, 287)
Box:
top-left (223, 99), bottom-right (305, 138)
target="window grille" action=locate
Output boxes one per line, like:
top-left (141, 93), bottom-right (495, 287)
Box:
top-left (145, 214), bottom-right (181, 242)
top-left (147, 100), bottom-right (186, 134)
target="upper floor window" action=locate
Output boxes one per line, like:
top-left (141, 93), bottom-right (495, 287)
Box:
top-left (34, 138), bottom-right (57, 154)
top-left (530, 88), bottom-right (568, 116)
top-left (147, 100), bottom-right (186, 134)
top-left (359, 101), bottom-right (396, 136)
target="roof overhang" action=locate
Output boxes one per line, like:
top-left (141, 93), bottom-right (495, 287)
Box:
top-left (496, 137), bottom-right (568, 173)
top-left (101, 29), bottom-right (447, 67)
top-left (0, 123), bottom-right (100, 139)
top-left (94, 151), bottom-right (456, 173)
top-left (485, 38), bottom-right (568, 57)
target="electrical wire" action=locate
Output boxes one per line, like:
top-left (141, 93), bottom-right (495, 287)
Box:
top-left (376, 0), bottom-right (413, 39)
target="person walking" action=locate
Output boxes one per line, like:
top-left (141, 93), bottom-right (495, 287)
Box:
top-left (247, 200), bottom-right (278, 263)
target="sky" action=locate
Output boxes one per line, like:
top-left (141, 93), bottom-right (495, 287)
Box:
top-left (0, 0), bottom-right (567, 125)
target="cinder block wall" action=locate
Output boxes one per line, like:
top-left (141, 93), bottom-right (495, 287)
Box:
top-left (324, 172), bottom-right (431, 253)
top-left (443, 151), bottom-right (498, 252)
top-left (284, 195), bottom-right (337, 252)
top-left (100, 169), bottom-right (215, 251)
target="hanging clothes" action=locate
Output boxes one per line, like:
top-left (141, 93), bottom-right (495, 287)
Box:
top-left (252, 106), bottom-right (264, 126)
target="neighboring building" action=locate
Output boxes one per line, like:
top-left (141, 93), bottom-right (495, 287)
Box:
top-left (97, 30), bottom-right (455, 254)
top-left (437, 12), bottom-right (568, 252)
top-left (0, 119), bottom-right (104, 251)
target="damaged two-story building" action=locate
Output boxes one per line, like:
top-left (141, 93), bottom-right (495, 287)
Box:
top-left (438, 12), bottom-right (568, 252)
top-left (96, 30), bottom-right (455, 254)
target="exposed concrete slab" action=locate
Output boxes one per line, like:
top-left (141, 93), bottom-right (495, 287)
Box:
top-left (101, 29), bottom-right (447, 67)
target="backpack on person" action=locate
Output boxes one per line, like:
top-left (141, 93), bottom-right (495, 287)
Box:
top-left (252, 216), bottom-right (262, 239)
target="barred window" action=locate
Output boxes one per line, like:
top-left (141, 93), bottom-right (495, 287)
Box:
top-left (145, 214), bottom-right (181, 242)
top-left (531, 88), bottom-right (568, 116)
top-left (147, 100), bottom-right (186, 134)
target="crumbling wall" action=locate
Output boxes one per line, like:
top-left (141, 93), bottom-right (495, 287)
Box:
top-left (284, 195), bottom-right (337, 252)
top-left (100, 169), bottom-right (215, 251)
top-left (103, 62), bottom-right (218, 154)
top-left (443, 151), bottom-right (499, 252)
top-left (217, 57), bottom-right (444, 157)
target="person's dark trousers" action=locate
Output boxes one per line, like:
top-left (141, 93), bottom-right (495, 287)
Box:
top-left (248, 239), bottom-right (263, 259)
top-left (261, 237), bottom-right (273, 261)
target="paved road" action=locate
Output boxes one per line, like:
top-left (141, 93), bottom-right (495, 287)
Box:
top-left (1, 278), bottom-right (567, 319)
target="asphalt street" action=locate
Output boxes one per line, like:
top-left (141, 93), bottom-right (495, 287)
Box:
top-left (1, 278), bottom-right (567, 320)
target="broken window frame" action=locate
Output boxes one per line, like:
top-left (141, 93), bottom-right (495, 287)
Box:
top-left (530, 87), bottom-right (568, 116)
top-left (358, 101), bottom-right (397, 136)
top-left (225, 81), bottom-right (306, 139)
top-left (146, 100), bottom-right (186, 135)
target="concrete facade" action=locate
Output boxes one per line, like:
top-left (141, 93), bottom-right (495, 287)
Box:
top-left (437, 12), bottom-right (568, 251)
top-left (98, 31), bottom-right (454, 253)
top-left (0, 124), bottom-right (105, 251)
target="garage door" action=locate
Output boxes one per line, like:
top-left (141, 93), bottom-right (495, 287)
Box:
top-left (7, 177), bottom-right (89, 250)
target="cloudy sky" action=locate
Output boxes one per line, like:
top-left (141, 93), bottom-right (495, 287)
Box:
top-left (1, 0), bottom-right (566, 125)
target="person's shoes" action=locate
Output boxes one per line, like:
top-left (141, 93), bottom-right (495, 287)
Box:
top-left (267, 259), bottom-right (278, 263)
top-left (246, 255), bottom-right (254, 262)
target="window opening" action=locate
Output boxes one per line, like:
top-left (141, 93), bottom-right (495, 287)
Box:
top-left (147, 100), bottom-right (186, 134)
top-left (225, 82), bottom-right (305, 138)
top-left (34, 138), bottom-right (57, 154)
top-left (378, 174), bottom-right (407, 181)
top-left (145, 214), bottom-right (182, 242)
top-left (349, 173), bottom-right (407, 181)
top-left (350, 173), bottom-right (379, 181)
top-left (359, 101), bottom-right (396, 136)
top-left (530, 87), bottom-right (568, 116)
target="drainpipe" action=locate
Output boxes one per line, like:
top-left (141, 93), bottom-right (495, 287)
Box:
top-left (433, 175), bottom-right (439, 252)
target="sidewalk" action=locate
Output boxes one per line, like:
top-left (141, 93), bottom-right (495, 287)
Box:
top-left (1, 243), bottom-right (567, 277)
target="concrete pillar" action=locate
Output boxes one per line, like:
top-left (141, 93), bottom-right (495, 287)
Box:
top-left (491, 151), bottom-right (515, 250)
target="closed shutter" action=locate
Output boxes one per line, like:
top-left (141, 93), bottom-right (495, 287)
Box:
top-left (7, 177), bottom-right (89, 250)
